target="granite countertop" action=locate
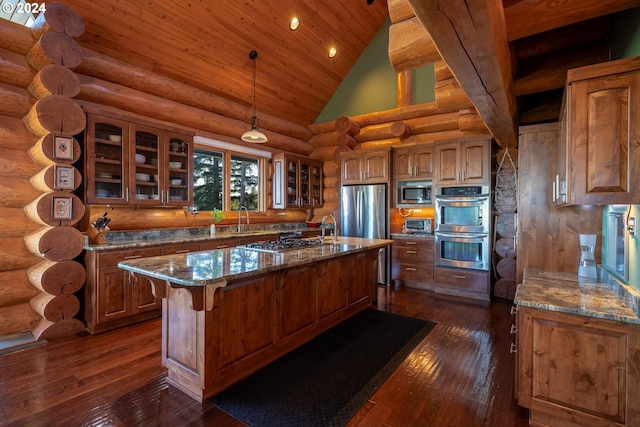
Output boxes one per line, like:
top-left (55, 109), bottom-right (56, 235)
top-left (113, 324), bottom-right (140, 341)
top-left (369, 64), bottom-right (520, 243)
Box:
top-left (118, 236), bottom-right (392, 287)
top-left (515, 268), bottom-right (640, 325)
top-left (391, 233), bottom-right (434, 239)
top-left (84, 225), bottom-right (327, 251)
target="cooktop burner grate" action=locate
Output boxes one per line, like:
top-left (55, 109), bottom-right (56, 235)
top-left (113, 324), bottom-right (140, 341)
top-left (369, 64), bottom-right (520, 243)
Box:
top-left (238, 237), bottom-right (324, 253)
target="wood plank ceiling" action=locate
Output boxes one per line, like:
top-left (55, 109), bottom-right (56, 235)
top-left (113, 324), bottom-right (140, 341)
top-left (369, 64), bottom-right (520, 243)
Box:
top-left (58, 0), bottom-right (638, 140)
top-left (60, 0), bottom-right (390, 127)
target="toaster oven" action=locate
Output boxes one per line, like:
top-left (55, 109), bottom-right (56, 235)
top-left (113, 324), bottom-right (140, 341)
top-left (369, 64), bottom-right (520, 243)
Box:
top-left (403, 217), bottom-right (432, 234)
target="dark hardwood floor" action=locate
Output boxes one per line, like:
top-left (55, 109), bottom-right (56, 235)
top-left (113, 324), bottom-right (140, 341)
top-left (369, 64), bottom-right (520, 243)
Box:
top-left (0, 286), bottom-right (529, 427)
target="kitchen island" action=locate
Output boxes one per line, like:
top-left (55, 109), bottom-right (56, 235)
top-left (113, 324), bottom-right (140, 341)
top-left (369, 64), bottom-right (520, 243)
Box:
top-left (118, 236), bottom-right (392, 401)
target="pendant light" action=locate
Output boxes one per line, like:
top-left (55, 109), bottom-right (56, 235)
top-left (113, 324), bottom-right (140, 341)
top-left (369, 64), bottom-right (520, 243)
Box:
top-left (241, 50), bottom-right (268, 143)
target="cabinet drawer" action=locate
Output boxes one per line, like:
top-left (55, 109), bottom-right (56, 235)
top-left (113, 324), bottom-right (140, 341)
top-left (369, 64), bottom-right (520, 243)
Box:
top-left (97, 247), bottom-right (162, 268)
top-left (392, 263), bottom-right (433, 284)
top-left (162, 242), bottom-right (200, 254)
top-left (392, 245), bottom-right (433, 263)
top-left (435, 267), bottom-right (489, 295)
top-left (199, 238), bottom-right (239, 251)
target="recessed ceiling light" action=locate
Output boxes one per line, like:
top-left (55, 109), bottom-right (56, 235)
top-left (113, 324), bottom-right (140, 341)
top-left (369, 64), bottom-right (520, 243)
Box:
top-left (290, 17), bottom-right (300, 31)
top-left (328, 47), bottom-right (337, 58)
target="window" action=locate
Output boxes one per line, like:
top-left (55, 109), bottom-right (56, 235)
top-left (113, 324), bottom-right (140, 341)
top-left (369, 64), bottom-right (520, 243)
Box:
top-left (193, 136), bottom-right (270, 213)
top-left (193, 149), bottom-right (224, 211)
top-left (230, 155), bottom-right (259, 211)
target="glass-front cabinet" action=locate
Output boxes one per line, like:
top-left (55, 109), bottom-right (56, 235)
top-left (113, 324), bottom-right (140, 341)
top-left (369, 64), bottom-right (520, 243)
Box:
top-left (86, 115), bottom-right (128, 203)
top-left (272, 153), bottom-right (322, 209)
top-left (85, 113), bottom-right (193, 206)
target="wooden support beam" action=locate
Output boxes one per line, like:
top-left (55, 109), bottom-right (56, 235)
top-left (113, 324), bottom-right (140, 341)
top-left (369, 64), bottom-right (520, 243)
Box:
top-left (504, 0), bottom-right (640, 41)
top-left (409, 0), bottom-right (517, 148)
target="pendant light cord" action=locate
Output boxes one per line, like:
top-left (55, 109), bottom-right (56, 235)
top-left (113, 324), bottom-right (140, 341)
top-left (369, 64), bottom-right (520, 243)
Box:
top-left (250, 50), bottom-right (258, 127)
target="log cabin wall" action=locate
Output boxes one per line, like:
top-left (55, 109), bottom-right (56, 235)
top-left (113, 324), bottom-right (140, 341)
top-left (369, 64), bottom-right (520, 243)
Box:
top-left (0, 4), bottom-right (86, 340)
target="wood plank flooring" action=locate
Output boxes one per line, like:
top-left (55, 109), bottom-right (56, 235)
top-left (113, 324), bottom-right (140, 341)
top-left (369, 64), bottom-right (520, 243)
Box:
top-left (0, 286), bottom-right (529, 427)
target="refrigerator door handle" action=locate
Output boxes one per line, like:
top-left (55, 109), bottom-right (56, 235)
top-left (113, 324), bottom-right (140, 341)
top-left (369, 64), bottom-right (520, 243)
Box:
top-left (357, 189), bottom-right (363, 237)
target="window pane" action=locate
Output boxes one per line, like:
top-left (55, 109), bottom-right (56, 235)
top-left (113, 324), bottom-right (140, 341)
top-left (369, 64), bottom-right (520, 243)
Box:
top-left (230, 155), bottom-right (259, 211)
top-left (193, 149), bottom-right (224, 210)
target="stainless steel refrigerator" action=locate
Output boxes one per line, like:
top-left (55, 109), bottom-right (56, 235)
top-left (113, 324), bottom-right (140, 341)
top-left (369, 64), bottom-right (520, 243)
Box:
top-left (340, 184), bottom-right (389, 285)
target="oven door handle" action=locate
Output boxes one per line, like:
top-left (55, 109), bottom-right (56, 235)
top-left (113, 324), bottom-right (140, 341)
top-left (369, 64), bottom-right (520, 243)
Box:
top-left (436, 232), bottom-right (489, 239)
top-left (435, 196), bottom-right (489, 204)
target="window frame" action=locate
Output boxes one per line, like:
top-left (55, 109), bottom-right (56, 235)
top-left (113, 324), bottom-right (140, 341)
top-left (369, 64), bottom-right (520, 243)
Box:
top-left (193, 136), bottom-right (271, 214)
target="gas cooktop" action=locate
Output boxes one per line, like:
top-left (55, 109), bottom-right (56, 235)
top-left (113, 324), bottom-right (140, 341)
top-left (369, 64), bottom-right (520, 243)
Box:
top-left (237, 237), bottom-right (327, 253)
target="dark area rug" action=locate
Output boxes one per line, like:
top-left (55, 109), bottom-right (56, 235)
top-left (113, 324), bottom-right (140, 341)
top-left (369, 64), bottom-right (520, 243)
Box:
top-left (210, 308), bottom-right (436, 427)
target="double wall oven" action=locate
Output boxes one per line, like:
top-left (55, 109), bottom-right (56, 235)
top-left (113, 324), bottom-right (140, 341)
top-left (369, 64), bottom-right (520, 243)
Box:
top-left (434, 185), bottom-right (490, 271)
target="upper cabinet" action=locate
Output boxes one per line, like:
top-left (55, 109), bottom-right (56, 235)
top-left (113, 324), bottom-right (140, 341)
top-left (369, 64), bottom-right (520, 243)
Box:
top-left (393, 145), bottom-right (434, 180)
top-left (340, 149), bottom-right (391, 185)
top-left (272, 153), bottom-right (322, 209)
top-left (556, 58), bottom-right (640, 205)
top-left (435, 137), bottom-right (491, 186)
top-left (85, 113), bottom-right (193, 206)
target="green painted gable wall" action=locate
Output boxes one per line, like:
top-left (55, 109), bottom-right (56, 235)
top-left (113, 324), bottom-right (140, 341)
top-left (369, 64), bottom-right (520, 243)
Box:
top-left (315, 17), bottom-right (435, 124)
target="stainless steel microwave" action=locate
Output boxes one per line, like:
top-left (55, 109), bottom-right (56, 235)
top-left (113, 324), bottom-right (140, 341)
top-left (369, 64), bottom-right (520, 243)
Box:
top-left (399, 184), bottom-right (432, 205)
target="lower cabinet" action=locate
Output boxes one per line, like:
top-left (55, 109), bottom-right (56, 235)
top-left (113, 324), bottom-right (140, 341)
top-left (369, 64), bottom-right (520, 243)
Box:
top-left (391, 236), bottom-right (434, 290)
top-left (517, 306), bottom-right (640, 427)
top-left (85, 247), bottom-right (164, 334)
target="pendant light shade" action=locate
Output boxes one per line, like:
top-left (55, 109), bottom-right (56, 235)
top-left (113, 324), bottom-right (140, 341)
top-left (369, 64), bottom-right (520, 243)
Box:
top-left (241, 50), bottom-right (267, 143)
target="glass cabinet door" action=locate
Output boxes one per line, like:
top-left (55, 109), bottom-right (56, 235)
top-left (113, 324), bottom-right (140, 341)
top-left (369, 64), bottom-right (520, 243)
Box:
top-left (164, 132), bottom-right (192, 206)
top-left (300, 162), bottom-right (310, 206)
top-left (311, 163), bottom-right (322, 207)
top-left (286, 159), bottom-right (298, 207)
top-left (86, 115), bottom-right (127, 203)
top-left (131, 124), bottom-right (161, 204)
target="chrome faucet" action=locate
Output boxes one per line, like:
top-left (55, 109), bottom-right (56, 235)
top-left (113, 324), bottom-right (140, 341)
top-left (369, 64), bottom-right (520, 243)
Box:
top-left (237, 206), bottom-right (250, 233)
top-left (321, 214), bottom-right (337, 243)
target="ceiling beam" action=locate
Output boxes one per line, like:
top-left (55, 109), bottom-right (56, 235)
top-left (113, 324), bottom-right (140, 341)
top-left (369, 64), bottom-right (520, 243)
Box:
top-left (504, 0), bottom-right (640, 41)
top-left (408, 0), bottom-right (517, 148)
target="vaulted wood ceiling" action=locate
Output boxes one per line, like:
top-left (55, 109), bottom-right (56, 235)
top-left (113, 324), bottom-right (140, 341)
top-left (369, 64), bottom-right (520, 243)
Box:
top-left (60, 0), bottom-right (638, 139)
top-left (60, 0), bottom-right (389, 128)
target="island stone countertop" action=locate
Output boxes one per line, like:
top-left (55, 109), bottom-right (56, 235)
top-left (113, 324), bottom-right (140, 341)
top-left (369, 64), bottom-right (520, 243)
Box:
top-left (515, 268), bottom-right (640, 324)
top-left (118, 236), bottom-right (392, 287)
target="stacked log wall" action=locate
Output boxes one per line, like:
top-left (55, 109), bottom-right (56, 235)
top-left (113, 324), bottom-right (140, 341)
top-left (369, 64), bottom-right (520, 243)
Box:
top-left (0, 4), bottom-right (85, 340)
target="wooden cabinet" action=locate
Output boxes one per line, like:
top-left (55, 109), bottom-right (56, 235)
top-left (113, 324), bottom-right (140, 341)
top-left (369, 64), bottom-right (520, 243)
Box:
top-left (85, 113), bottom-right (194, 206)
top-left (84, 247), bottom-right (163, 333)
top-left (434, 266), bottom-right (490, 301)
top-left (340, 149), bottom-right (391, 184)
top-left (556, 58), bottom-right (640, 205)
top-left (435, 137), bottom-right (491, 186)
top-left (391, 236), bottom-right (434, 290)
top-left (394, 145), bottom-right (434, 180)
top-left (272, 153), bottom-right (322, 209)
top-left (517, 306), bottom-right (640, 426)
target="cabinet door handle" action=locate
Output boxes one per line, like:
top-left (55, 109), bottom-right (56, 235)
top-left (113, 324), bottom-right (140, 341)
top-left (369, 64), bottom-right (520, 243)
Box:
top-left (510, 324), bottom-right (517, 334)
top-left (510, 306), bottom-right (517, 315)
top-left (453, 275), bottom-right (466, 279)
top-left (510, 343), bottom-right (517, 354)
top-left (405, 241), bottom-right (417, 245)
top-left (405, 250), bottom-right (417, 254)
top-left (405, 267), bottom-right (417, 271)
top-left (124, 255), bottom-right (142, 260)
top-left (175, 249), bottom-right (191, 253)
top-left (552, 180), bottom-right (557, 202)
top-left (216, 245), bottom-right (229, 249)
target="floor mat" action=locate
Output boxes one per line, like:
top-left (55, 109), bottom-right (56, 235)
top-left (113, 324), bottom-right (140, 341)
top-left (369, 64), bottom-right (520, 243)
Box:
top-left (211, 308), bottom-right (436, 427)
